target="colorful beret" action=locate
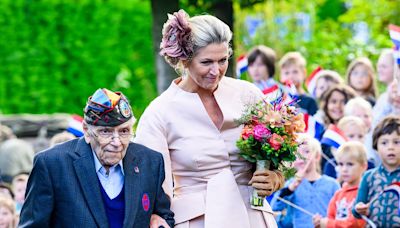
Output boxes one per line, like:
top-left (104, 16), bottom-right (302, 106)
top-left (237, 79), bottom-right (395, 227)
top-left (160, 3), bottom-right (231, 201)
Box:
top-left (84, 88), bottom-right (133, 126)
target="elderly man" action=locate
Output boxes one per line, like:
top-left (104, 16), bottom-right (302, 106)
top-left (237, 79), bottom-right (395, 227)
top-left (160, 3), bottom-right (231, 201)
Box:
top-left (19, 88), bottom-right (174, 228)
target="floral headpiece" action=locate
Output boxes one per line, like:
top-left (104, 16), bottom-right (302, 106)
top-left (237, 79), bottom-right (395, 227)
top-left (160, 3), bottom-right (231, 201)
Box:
top-left (159, 10), bottom-right (193, 66)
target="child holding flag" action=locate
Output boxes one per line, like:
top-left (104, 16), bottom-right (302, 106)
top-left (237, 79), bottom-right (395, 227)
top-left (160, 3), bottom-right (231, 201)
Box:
top-left (313, 141), bottom-right (368, 228)
top-left (353, 116), bottom-right (400, 227)
top-left (272, 134), bottom-right (339, 228)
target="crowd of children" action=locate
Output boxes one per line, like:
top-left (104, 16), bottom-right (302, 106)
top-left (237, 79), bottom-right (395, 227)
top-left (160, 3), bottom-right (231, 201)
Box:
top-left (245, 44), bottom-right (400, 227)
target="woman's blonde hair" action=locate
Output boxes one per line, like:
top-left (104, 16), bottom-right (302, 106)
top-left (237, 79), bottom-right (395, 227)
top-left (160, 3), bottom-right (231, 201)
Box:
top-left (335, 141), bottom-right (368, 165)
top-left (160, 9), bottom-right (232, 72)
top-left (345, 57), bottom-right (378, 99)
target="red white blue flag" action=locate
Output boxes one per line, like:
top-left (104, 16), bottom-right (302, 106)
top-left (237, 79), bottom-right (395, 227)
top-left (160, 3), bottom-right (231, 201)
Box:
top-left (67, 114), bottom-right (84, 137)
top-left (305, 66), bottom-right (322, 97)
top-left (321, 124), bottom-right (348, 149)
top-left (236, 54), bottom-right (248, 78)
top-left (389, 24), bottom-right (400, 64)
top-left (303, 113), bottom-right (324, 140)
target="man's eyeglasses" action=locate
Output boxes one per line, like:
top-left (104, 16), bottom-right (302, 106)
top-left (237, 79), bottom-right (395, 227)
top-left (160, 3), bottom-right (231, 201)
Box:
top-left (89, 127), bottom-right (132, 141)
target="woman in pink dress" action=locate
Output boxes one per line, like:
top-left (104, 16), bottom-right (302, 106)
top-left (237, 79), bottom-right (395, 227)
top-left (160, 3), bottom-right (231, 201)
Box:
top-left (135, 9), bottom-right (284, 228)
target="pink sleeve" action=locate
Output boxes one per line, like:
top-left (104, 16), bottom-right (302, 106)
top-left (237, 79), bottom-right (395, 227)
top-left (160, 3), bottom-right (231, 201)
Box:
top-left (134, 105), bottom-right (173, 198)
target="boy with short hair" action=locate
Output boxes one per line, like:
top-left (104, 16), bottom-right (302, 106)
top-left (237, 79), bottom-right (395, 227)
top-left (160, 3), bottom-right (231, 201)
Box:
top-left (313, 141), bottom-right (368, 228)
top-left (352, 116), bottom-right (400, 227)
top-left (279, 52), bottom-right (318, 115)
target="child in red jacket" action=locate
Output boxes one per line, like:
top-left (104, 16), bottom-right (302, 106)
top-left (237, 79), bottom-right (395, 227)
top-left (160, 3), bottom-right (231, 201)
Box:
top-left (313, 141), bottom-right (367, 228)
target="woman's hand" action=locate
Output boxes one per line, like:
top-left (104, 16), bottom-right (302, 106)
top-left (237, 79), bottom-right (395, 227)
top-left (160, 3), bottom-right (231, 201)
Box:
top-left (249, 170), bottom-right (284, 197)
top-left (355, 202), bottom-right (369, 216)
top-left (150, 214), bottom-right (170, 228)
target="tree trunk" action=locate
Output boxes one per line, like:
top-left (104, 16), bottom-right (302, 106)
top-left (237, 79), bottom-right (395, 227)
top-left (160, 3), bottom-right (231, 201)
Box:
top-left (209, 1), bottom-right (235, 78)
top-left (151, 0), bottom-right (179, 93)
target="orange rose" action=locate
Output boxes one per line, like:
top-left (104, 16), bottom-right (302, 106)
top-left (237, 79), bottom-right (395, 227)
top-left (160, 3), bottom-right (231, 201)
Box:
top-left (241, 126), bottom-right (254, 140)
top-left (269, 133), bottom-right (284, 150)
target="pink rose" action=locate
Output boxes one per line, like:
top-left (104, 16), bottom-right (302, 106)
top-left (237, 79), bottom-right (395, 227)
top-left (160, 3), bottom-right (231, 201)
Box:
top-left (268, 133), bottom-right (284, 150)
top-left (160, 10), bottom-right (193, 64)
top-left (253, 124), bottom-right (271, 141)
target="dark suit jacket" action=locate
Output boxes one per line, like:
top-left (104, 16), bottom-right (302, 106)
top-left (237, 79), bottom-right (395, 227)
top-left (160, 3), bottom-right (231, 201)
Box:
top-left (19, 138), bottom-right (174, 228)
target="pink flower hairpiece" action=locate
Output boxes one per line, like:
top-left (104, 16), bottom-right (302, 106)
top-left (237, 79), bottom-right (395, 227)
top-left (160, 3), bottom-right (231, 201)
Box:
top-left (160, 10), bottom-right (193, 65)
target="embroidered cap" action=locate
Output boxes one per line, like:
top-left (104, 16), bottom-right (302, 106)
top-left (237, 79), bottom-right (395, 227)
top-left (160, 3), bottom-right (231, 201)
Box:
top-left (84, 88), bottom-right (133, 126)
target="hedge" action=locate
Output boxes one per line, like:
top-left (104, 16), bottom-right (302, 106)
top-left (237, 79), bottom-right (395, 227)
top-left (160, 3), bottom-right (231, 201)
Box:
top-left (0, 0), bottom-right (157, 119)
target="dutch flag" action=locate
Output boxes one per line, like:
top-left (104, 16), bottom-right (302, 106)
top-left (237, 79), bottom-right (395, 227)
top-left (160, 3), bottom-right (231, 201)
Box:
top-left (305, 66), bottom-right (322, 97)
top-left (303, 113), bottom-right (324, 140)
top-left (320, 124), bottom-right (348, 149)
top-left (389, 24), bottom-right (400, 64)
top-left (236, 54), bottom-right (248, 78)
top-left (67, 114), bottom-right (84, 137)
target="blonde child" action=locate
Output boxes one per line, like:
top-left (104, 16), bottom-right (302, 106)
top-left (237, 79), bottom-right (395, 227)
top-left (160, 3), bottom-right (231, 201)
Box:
top-left (323, 116), bottom-right (368, 178)
top-left (345, 57), bottom-right (378, 106)
top-left (279, 52), bottom-right (318, 115)
top-left (353, 116), bottom-right (400, 227)
top-left (11, 173), bottom-right (28, 214)
top-left (272, 134), bottom-right (340, 228)
top-left (0, 195), bottom-right (16, 228)
top-left (313, 141), bottom-right (367, 228)
top-left (338, 116), bottom-right (367, 143)
top-left (344, 97), bottom-right (379, 166)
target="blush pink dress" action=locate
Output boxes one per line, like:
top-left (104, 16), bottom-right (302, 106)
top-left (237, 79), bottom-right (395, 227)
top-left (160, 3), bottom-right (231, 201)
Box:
top-left (134, 76), bottom-right (277, 228)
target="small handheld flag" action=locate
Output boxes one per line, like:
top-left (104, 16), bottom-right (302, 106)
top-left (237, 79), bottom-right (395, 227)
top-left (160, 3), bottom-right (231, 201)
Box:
top-left (67, 115), bottom-right (84, 137)
top-left (305, 66), bottom-right (322, 97)
top-left (389, 24), bottom-right (400, 65)
top-left (236, 54), bottom-right (248, 78)
top-left (303, 113), bottom-right (324, 140)
top-left (321, 124), bottom-right (348, 149)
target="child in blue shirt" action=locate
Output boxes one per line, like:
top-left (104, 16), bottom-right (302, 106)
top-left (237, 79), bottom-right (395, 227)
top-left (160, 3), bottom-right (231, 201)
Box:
top-left (272, 134), bottom-right (340, 228)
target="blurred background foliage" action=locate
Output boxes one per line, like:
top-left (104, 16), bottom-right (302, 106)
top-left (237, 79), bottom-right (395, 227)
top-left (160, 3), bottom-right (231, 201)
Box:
top-left (0, 0), bottom-right (157, 118)
top-left (234, 0), bottom-right (400, 90)
top-left (0, 0), bottom-right (399, 117)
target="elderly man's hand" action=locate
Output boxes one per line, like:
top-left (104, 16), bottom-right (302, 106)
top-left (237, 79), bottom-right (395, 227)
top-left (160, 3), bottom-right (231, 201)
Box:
top-left (150, 214), bottom-right (170, 228)
top-left (249, 169), bottom-right (284, 197)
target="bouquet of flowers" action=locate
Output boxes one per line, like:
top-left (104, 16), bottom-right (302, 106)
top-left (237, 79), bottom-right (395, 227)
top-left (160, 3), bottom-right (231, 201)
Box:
top-left (236, 97), bottom-right (305, 206)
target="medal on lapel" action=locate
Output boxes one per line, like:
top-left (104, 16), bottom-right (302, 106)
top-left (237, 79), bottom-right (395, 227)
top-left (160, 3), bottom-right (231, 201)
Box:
top-left (134, 166), bottom-right (139, 173)
top-left (142, 193), bottom-right (150, 212)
